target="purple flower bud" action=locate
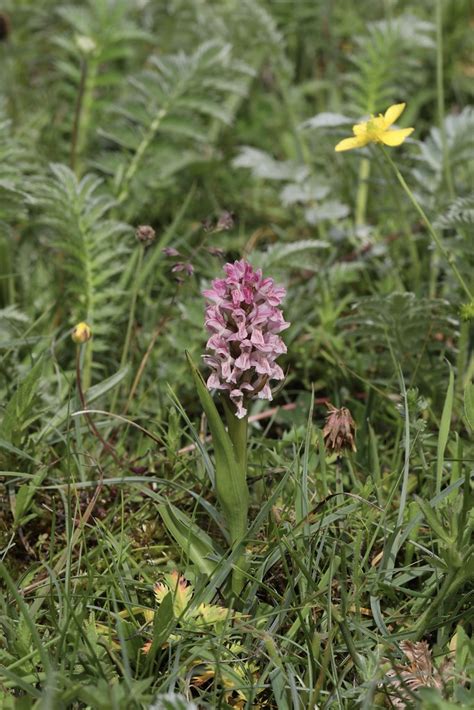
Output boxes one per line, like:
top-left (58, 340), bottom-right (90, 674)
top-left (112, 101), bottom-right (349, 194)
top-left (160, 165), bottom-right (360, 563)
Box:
top-left (206, 246), bottom-right (225, 257)
top-left (171, 262), bottom-right (194, 276)
top-left (215, 210), bottom-right (235, 232)
top-left (203, 259), bottom-right (289, 418)
top-left (162, 247), bottom-right (180, 257)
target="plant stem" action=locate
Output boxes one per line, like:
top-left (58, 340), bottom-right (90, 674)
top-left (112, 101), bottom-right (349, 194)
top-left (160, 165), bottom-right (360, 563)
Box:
top-left (109, 246), bottom-right (145, 414)
top-left (436, 0), bottom-right (454, 199)
top-left (355, 157), bottom-right (370, 227)
top-left (223, 404), bottom-right (248, 482)
top-left (75, 348), bottom-right (122, 467)
top-left (222, 398), bottom-right (249, 595)
top-left (456, 320), bottom-right (469, 398)
top-left (413, 566), bottom-right (462, 640)
top-left (380, 146), bottom-right (472, 301)
top-left (123, 289), bottom-right (178, 415)
top-left (70, 58), bottom-right (97, 176)
top-left (116, 106), bottom-right (169, 205)
top-left (70, 59), bottom-right (87, 173)
top-left (374, 148), bottom-right (421, 290)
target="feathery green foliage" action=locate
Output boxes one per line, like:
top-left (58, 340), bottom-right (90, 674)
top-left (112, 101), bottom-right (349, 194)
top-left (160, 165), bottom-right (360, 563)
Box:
top-left (0, 0), bottom-right (473, 707)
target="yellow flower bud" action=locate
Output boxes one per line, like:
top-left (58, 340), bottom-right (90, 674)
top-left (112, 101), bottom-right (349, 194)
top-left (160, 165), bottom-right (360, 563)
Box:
top-left (72, 322), bottom-right (92, 344)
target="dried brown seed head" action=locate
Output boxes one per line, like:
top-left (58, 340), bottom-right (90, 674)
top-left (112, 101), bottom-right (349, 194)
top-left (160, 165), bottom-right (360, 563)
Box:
top-left (322, 403), bottom-right (357, 454)
top-left (135, 225), bottom-right (156, 246)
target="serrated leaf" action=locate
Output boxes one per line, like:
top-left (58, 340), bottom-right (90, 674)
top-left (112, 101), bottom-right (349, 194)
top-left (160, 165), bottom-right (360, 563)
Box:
top-left (0, 359), bottom-right (44, 446)
top-left (280, 181), bottom-right (330, 206)
top-left (233, 146), bottom-right (309, 182)
top-left (301, 112), bottom-right (353, 129)
top-left (251, 239), bottom-right (329, 270)
top-left (305, 201), bottom-right (350, 224)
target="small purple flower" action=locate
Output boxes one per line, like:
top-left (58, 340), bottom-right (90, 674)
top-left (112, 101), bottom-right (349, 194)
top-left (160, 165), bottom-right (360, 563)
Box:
top-left (206, 246), bottom-right (225, 257)
top-left (172, 262), bottom-right (194, 276)
top-left (203, 259), bottom-right (289, 418)
top-left (162, 247), bottom-right (180, 257)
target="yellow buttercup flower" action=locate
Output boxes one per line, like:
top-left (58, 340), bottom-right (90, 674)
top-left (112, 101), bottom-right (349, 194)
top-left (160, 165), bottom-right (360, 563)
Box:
top-left (71, 321), bottom-right (92, 344)
top-left (335, 103), bottom-right (414, 152)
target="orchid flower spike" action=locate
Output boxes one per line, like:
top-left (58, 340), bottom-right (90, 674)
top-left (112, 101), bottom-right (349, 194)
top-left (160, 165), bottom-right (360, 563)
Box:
top-left (203, 260), bottom-right (289, 418)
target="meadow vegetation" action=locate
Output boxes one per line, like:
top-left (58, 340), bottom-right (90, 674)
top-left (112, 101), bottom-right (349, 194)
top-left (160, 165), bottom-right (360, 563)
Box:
top-left (0, 0), bottom-right (473, 707)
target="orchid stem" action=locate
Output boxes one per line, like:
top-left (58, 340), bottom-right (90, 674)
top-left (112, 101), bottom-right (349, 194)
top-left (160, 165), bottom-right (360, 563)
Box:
top-left (380, 147), bottom-right (472, 301)
top-left (222, 398), bottom-right (249, 596)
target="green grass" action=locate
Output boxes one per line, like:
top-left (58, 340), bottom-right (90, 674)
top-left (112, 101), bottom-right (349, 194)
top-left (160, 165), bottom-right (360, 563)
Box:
top-left (0, 0), bottom-right (473, 708)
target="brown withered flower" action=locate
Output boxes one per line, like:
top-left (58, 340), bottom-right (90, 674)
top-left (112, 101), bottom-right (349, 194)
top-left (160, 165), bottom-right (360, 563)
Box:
top-left (135, 224), bottom-right (156, 247)
top-left (323, 403), bottom-right (357, 454)
top-left (383, 640), bottom-right (454, 708)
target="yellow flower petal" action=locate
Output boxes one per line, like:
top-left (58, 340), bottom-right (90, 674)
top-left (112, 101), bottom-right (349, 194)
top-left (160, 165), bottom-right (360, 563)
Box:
top-left (383, 103), bottom-right (406, 127)
top-left (335, 135), bottom-right (369, 152)
top-left (380, 127), bottom-right (414, 146)
top-left (352, 122), bottom-right (367, 136)
top-left (371, 116), bottom-right (386, 132)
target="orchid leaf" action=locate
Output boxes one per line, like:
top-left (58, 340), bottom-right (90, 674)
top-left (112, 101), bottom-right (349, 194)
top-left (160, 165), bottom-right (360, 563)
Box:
top-left (185, 352), bottom-right (248, 546)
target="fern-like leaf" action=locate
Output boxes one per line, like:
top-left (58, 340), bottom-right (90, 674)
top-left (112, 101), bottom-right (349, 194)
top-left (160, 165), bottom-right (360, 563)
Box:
top-left (96, 41), bottom-right (253, 208)
top-left (34, 163), bottom-right (131, 346)
top-left (347, 14), bottom-right (434, 114)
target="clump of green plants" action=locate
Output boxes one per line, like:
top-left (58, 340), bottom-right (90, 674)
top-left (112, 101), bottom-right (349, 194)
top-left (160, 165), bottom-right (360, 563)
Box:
top-left (0, 0), bottom-right (473, 708)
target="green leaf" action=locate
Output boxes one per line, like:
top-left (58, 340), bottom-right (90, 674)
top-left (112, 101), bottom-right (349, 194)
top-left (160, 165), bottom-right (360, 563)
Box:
top-left (186, 352), bottom-right (248, 546)
top-left (12, 469), bottom-right (47, 526)
top-left (414, 495), bottom-right (452, 545)
top-left (0, 358), bottom-right (44, 446)
top-left (145, 592), bottom-right (175, 663)
top-left (464, 381), bottom-right (474, 431)
top-left (36, 367), bottom-right (128, 441)
top-left (436, 364), bottom-right (454, 494)
top-left (0, 438), bottom-right (37, 463)
top-left (158, 502), bottom-right (219, 576)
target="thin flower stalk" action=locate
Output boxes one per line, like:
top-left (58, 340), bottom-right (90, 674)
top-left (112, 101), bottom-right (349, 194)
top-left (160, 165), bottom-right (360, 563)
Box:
top-left (381, 146), bottom-right (472, 301)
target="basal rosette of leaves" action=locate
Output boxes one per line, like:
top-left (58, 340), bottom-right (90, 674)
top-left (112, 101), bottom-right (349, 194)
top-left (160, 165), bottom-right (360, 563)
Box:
top-left (142, 573), bottom-right (261, 707)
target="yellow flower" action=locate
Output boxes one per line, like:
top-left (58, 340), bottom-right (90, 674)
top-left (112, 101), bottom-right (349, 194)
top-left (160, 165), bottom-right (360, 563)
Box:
top-left (335, 103), bottom-right (414, 152)
top-left (71, 321), bottom-right (92, 343)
